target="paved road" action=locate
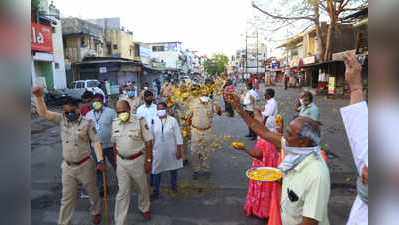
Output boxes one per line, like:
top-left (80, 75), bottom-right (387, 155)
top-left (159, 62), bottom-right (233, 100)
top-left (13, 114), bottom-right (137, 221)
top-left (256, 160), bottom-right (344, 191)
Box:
top-left (31, 84), bottom-right (356, 225)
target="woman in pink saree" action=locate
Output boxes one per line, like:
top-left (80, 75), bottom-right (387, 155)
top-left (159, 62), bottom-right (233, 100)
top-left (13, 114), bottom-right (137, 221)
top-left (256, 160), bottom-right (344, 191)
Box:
top-left (240, 109), bottom-right (282, 221)
top-left (244, 139), bottom-right (279, 219)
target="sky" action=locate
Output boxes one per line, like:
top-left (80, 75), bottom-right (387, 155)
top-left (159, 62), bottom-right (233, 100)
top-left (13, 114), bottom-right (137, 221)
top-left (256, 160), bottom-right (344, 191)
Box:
top-left (54, 0), bottom-right (255, 57)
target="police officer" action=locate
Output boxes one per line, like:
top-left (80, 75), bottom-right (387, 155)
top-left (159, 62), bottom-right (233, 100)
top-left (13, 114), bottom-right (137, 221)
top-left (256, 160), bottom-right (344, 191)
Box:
top-left (188, 90), bottom-right (222, 180)
top-left (32, 86), bottom-right (105, 225)
top-left (112, 100), bottom-right (153, 225)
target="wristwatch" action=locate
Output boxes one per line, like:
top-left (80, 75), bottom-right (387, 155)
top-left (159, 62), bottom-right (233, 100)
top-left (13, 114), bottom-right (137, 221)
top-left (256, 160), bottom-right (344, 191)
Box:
top-left (98, 160), bottom-right (104, 164)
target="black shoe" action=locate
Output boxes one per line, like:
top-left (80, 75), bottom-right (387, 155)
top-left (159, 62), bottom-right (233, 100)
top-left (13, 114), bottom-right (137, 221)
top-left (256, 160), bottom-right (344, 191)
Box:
top-left (245, 134), bottom-right (252, 138)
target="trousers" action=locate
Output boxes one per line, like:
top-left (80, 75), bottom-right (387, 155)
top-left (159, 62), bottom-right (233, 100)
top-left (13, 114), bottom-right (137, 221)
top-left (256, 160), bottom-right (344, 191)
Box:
top-left (58, 159), bottom-right (101, 225)
top-left (151, 170), bottom-right (178, 194)
top-left (114, 156), bottom-right (150, 225)
top-left (91, 147), bottom-right (116, 193)
top-left (246, 110), bottom-right (256, 137)
top-left (191, 128), bottom-right (212, 173)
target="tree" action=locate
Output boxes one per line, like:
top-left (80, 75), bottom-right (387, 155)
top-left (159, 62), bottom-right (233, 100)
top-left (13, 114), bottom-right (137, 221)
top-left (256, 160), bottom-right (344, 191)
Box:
top-left (204, 54), bottom-right (229, 76)
top-left (252, 0), bottom-right (367, 61)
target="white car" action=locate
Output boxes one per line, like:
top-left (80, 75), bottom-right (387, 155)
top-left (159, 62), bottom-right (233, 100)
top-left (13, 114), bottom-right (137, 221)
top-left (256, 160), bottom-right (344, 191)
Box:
top-left (63, 80), bottom-right (106, 103)
top-left (72, 80), bottom-right (105, 96)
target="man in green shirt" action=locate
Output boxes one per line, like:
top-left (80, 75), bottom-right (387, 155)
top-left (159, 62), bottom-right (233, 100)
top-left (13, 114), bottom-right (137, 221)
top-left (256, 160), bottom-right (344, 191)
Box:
top-left (296, 91), bottom-right (320, 122)
top-left (225, 91), bottom-right (330, 225)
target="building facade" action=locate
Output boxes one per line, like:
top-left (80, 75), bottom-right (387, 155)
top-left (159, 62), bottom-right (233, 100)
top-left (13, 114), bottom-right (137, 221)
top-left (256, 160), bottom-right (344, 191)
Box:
top-left (31, 0), bottom-right (67, 90)
top-left (90, 18), bottom-right (139, 60)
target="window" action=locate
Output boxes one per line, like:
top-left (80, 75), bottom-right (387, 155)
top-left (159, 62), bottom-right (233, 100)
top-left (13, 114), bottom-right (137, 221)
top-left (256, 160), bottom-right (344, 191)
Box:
top-left (75, 81), bottom-right (84, 89)
top-left (86, 80), bottom-right (99, 88)
top-left (55, 63), bottom-right (60, 69)
top-left (107, 43), bottom-right (112, 53)
top-left (113, 44), bottom-right (118, 50)
top-left (152, 45), bottom-right (165, 52)
top-left (81, 37), bottom-right (87, 47)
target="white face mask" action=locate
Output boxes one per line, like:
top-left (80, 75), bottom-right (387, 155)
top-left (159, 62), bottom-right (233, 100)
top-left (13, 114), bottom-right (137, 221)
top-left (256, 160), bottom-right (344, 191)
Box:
top-left (144, 87), bottom-right (148, 90)
top-left (278, 142), bottom-right (321, 173)
top-left (157, 109), bottom-right (167, 117)
top-left (299, 98), bottom-right (304, 106)
top-left (200, 96), bottom-right (209, 103)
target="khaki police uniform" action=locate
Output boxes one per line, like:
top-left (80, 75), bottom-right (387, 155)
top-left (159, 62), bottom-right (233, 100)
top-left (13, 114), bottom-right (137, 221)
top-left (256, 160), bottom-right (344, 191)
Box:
top-left (119, 95), bottom-right (141, 114)
top-left (188, 98), bottom-right (216, 173)
top-left (112, 115), bottom-right (153, 225)
top-left (48, 114), bottom-right (102, 225)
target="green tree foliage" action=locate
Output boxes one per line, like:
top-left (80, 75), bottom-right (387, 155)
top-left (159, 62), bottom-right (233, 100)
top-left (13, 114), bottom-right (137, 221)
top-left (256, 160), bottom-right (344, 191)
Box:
top-left (204, 54), bottom-right (229, 76)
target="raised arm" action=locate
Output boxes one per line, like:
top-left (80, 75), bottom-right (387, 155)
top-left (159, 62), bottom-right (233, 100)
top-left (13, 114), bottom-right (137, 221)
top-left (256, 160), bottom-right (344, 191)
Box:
top-left (32, 86), bottom-right (62, 123)
top-left (344, 53), bottom-right (364, 105)
top-left (225, 93), bottom-right (282, 149)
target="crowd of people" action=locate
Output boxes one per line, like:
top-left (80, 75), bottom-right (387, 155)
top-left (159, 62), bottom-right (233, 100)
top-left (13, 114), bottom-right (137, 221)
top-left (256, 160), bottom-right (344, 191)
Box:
top-left (32, 53), bottom-right (367, 225)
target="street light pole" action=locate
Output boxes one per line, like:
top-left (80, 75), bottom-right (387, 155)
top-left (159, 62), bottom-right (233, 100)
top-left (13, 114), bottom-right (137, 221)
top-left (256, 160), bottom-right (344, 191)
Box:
top-left (245, 32), bottom-right (248, 74)
top-left (256, 30), bottom-right (259, 75)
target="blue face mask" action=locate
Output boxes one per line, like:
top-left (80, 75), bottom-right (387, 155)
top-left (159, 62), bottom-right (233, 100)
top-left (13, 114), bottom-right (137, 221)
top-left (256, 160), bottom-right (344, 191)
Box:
top-left (127, 91), bottom-right (135, 97)
top-left (65, 111), bottom-right (80, 122)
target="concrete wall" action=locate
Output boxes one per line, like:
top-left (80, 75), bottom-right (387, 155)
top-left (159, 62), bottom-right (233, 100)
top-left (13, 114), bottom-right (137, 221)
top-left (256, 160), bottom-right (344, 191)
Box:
top-left (52, 17), bottom-right (67, 89)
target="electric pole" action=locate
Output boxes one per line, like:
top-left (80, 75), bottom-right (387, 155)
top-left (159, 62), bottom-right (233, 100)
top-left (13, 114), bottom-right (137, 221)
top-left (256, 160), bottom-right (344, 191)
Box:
top-left (256, 30), bottom-right (259, 75)
top-left (245, 32), bottom-right (248, 74)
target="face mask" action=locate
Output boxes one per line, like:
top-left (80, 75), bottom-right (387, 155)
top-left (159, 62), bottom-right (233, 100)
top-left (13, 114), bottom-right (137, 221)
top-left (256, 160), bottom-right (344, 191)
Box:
top-left (65, 111), bottom-right (80, 122)
top-left (278, 141), bottom-right (321, 173)
top-left (200, 96), bottom-right (209, 103)
top-left (157, 109), bottom-right (167, 117)
top-left (299, 98), bottom-right (304, 106)
top-left (127, 91), bottom-right (135, 98)
top-left (92, 101), bottom-right (103, 111)
top-left (144, 87), bottom-right (148, 90)
top-left (145, 99), bottom-right (153, 105)
top-left (118, 112), bottom-right (130, 122)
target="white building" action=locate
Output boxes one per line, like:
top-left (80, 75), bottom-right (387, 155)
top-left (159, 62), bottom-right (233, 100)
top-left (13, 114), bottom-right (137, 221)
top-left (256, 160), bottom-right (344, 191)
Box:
top-left (145, 42), bottom-right (184, 70)
top-left (31, 0), bottom-right (67, 89)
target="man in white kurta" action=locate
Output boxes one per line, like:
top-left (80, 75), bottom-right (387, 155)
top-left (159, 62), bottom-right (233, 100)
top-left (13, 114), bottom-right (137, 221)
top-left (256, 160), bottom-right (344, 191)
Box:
top-left (150, 102), bottom-right (184, 198)
top-left (341, 53), bottom-right (368, 225)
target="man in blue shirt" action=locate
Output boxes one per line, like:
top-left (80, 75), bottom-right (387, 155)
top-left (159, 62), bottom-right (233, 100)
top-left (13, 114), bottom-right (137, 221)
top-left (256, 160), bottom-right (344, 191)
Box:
top-left (86, 93), bottom-right (117, 196)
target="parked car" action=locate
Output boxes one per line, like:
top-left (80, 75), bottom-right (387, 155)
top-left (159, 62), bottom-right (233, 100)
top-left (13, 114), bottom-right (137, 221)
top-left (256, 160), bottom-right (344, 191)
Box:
top-left (44, 89), bottom-right (70, 106)
top-left (62, 79), bottom-right (107, 102)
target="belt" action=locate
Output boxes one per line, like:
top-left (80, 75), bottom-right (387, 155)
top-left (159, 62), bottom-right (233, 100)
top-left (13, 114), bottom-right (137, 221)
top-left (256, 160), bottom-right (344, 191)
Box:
top-left (191, 125), bottom-right (212, 131)
top-left (65, 155), bottom-right (91, 166)
top-left (117, 151), bottom-right (143, 160)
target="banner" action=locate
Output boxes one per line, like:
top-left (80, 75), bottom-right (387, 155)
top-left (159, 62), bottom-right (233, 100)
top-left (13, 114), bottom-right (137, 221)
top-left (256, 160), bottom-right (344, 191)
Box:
top-left (328, 77), bottom-right (336, 94)
top-left (31, 22), bottom-right (53, 53)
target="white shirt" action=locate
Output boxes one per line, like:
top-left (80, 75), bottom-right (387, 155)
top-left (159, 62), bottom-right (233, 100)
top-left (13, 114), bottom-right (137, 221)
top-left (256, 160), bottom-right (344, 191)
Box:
top-left (262, 98), bottom-right (278, 132)
top-left (243, 89), bottom-right (258, 111)
top-left (340, 101), bottom-right (368, 225)
top-left (151, 116), bottom-right (183, 174)
top-left (136, 103), bottom-right (157, 130)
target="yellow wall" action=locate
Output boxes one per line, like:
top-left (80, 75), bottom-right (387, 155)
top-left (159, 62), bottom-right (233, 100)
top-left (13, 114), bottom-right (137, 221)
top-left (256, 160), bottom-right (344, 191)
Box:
top-left (105, 30), bottom-right (136, 59)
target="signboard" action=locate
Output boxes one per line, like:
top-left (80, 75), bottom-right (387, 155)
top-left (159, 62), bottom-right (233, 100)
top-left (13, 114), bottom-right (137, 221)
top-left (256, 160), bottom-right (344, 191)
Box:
top-left (328, 77), bottom-right (336, 94)
top-left (31, 22), bottom-right (53, 53)
top-left (303, 56), bottom-right (315, 65)
top-left (332, 50), bottom-right (356, 61)
top-left (99, 66), bottom-right (107, 73)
